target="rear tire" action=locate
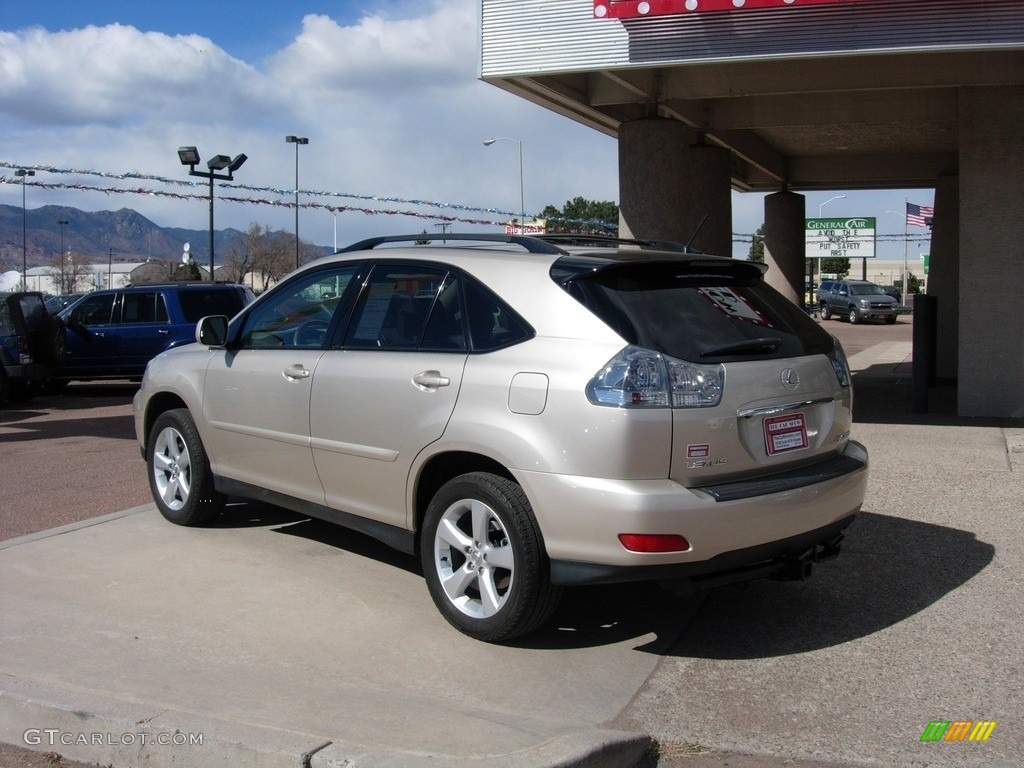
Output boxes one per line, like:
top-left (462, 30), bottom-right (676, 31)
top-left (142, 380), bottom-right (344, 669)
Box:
top-left (819, 304), bottom-right (832, 321)
top-left (421, 472), bottom-right (562, 642)
top-left (148, 408), bottom-right (223, 526)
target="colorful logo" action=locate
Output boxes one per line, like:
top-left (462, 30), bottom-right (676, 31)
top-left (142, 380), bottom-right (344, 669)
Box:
top-left (920, 721), bottom-right (997, 742)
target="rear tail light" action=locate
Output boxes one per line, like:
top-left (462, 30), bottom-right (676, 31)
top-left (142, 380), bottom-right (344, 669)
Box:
top-left (826, 338), bottom-right (851, 388)
top-left (587, 346), bottom-right (723, 408)
top-left (18, 336), bottom-right (32, 365)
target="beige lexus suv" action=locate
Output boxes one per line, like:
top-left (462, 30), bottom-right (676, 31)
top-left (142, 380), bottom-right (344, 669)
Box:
top-left (134, 234), bottom-right (868, 641)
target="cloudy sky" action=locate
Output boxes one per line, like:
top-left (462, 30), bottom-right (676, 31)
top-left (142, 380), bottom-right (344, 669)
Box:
top-left (1, 0), bottom-right (928, 260)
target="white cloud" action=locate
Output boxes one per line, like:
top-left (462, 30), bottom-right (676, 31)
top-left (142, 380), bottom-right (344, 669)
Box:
top-left (4, 1), bottom-right (836, 259)
top-left (269, 8), bottom-right (479, 94)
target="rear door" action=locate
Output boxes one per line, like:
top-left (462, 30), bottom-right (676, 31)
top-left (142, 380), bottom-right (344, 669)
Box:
top-left (115, 290), bottom-right (172, 375)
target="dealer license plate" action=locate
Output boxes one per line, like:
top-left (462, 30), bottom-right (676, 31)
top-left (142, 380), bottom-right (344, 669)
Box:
top-left (763, 412), bottom-right (809, 456)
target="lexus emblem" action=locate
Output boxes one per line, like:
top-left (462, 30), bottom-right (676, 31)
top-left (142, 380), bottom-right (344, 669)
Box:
top-left (781, 368), bottom-right (800, 390)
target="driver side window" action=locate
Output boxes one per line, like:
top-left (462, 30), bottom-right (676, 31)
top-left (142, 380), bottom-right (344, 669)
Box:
top-left (240, 266), bottom-right (359, 349)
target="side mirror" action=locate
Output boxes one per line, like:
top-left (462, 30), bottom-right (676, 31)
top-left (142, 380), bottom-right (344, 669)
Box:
top-left (196, 315), bottom-right (229, 347)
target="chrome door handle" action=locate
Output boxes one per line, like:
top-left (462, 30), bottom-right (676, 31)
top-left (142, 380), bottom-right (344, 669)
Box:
top-left (413, 370), bottom-right (450, 391)
top-left (283, 364), bottom-right (311, 381)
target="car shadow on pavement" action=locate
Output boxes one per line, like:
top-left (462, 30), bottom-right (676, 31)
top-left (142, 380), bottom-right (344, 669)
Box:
top-left (193, 504), bottom-right (992, 656)
top-left (662, 510), bottom-right (994, 659)
top-left (213, 501), bottom-right (426, 577)
top-left (0, 412), bottom-right (135, 441)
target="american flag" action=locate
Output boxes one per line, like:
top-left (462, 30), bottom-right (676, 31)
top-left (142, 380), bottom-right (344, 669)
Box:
top-left (906, 202), bottom-right (934, 228)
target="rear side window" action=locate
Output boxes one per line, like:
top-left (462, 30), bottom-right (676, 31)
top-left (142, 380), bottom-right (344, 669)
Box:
top-left (121, 292), bottom-right (169, 324)
top-left (178, 289), bottom-right (246, 322)
top-left (558, 260), bottom-right (834, 361)
top-left (17, 295), bottom-right (47, 331)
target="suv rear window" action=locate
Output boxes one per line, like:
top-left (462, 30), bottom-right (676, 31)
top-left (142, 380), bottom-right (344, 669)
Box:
top-left (556, 258), bottom-right (834, 361)
top-left (178, 288), bottom-right (247, 323)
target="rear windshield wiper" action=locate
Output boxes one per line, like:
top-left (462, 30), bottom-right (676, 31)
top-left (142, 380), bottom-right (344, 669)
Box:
top-left (700, 337), bottom-right (781, 358)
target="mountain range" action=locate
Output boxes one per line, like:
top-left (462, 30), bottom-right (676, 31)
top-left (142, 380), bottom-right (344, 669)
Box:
top-left (0, 203), bottom-right (267, 270)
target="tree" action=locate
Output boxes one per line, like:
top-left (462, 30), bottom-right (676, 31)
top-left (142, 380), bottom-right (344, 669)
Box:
top-left (43, 251), bottom-right (92, 293)
top-left (748, 225), bottom-right (765, 263)
top-left (819, 257), bottom-right (851, 278)
top-left (539, 197), bottom-right (619, 235)
top-left (224, 223), bottom-right (295, 292)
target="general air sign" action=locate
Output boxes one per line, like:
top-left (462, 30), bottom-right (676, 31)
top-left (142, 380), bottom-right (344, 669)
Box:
top-left (805, 217), bottom-right (876, 260)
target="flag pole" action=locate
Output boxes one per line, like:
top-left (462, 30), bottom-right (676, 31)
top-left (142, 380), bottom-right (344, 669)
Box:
top-left (903, 198), bottom-right (909, 308)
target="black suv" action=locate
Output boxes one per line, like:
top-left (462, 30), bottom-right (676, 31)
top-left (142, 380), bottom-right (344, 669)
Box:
top-left (56, 283), bottom-right (254, 384)
top-left (1, 292), bottom-right (65, 405)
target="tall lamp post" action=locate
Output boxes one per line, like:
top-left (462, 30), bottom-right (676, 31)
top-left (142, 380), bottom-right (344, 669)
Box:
top-left (285, 135), bottom-right (308, 268)
top-left (483, 137), bottom-right (524, 233)
top-left (58, 219), bottom-right (69, 292)
top-left (15, 169), bottom-right (35, 290)
top-left (887, 208), bottom-right (910, 307)
top-left (177, 146), bottom-right (247, 280)
top-left (814, 195), bottom-right (846, 301)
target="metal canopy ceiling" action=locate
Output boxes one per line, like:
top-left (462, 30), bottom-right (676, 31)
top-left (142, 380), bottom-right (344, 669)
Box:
top-left (480, 1), bottom-right (1024, 192)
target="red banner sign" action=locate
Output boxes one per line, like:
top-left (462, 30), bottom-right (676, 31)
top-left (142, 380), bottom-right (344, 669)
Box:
top-left (595, 0), bottom-right (876, 20)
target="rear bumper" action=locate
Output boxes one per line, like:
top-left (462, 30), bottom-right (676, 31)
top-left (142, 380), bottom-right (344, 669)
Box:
top-left (550, 514), bottom-right (854, 587)
top-left (517, 440), bottom-right (868, 586)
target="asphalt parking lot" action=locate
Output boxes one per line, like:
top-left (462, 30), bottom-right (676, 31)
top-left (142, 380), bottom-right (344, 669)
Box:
top-left (1, 315), bottom-right (1022, 768)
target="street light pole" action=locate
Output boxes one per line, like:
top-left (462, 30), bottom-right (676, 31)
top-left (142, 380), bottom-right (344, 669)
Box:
top-left (886, 209), bottom-right (910, 306)
top-left (814, 195), bottom-right (847, 302)
top-left (15, 169), bottom-right (35, 290)
top-left (58, 219), bottom-right (69, 292)
top-left (818, 195), bottom-right (846, 217)
top-left (177, 147), bottom-right (247, 280)
top-left (286, 135), bottom-right (309, 268)
top-left (483, 137), bottom-right (524, 233)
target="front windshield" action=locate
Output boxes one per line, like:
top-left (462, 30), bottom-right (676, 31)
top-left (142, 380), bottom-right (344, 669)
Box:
top-left (850, 284), bottom-right (886, 296)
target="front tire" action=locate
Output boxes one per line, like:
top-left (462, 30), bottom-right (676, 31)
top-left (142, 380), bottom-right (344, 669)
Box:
top-left (148, 408), bottom-right (223, 526)
top-left (848, 307), bottom-right (861, 324)
top-left (421, 472), bottom-right (562, 642)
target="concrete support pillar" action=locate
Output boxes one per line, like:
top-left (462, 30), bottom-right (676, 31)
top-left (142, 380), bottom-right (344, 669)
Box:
top-left (927, 175), bottom-right (959, 381)
top-left (763, 190), bottom-right (807, 307)
top-left (618, 118), bottom-right (732, 257)
top-left (958, 86), bottom-right (1024, 417)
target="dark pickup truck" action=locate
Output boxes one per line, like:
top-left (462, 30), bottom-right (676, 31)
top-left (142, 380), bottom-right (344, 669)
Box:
top-left (56, 282), bottom-right (254, 384)
top-left (1, 291), bottom-right (65, 405)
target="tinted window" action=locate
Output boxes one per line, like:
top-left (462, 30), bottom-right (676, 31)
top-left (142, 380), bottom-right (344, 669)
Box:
top-left (560, 260), bottom-right (834, 361)
top-left (464, 278), bottom-right (531, 352)
top-left (70, 294), bottom-right (116, 326)
top-left (121, 292), bottom-right (169, 324)
top-left (17, 295), bottom-right (47, 331)
top-left (241, 267), bottom-right (359, 349)
top-left (178, 288), bottom-right (246, 322)
top-left (344, 265), bottom-right (448, 350)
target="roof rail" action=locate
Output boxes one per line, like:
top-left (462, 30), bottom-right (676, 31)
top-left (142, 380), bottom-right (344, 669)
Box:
top-left (337, 233), bottom-right (567, 255)
top-left (534, 234), bottom-right (702, 254)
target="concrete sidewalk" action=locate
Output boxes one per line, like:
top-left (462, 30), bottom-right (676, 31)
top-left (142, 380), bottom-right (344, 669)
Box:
top-left (0, 503), bottom-right (674, 768)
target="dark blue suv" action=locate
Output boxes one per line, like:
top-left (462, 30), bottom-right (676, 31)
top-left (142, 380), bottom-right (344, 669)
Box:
top-left (56, 283), bottom-right (254, 384)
